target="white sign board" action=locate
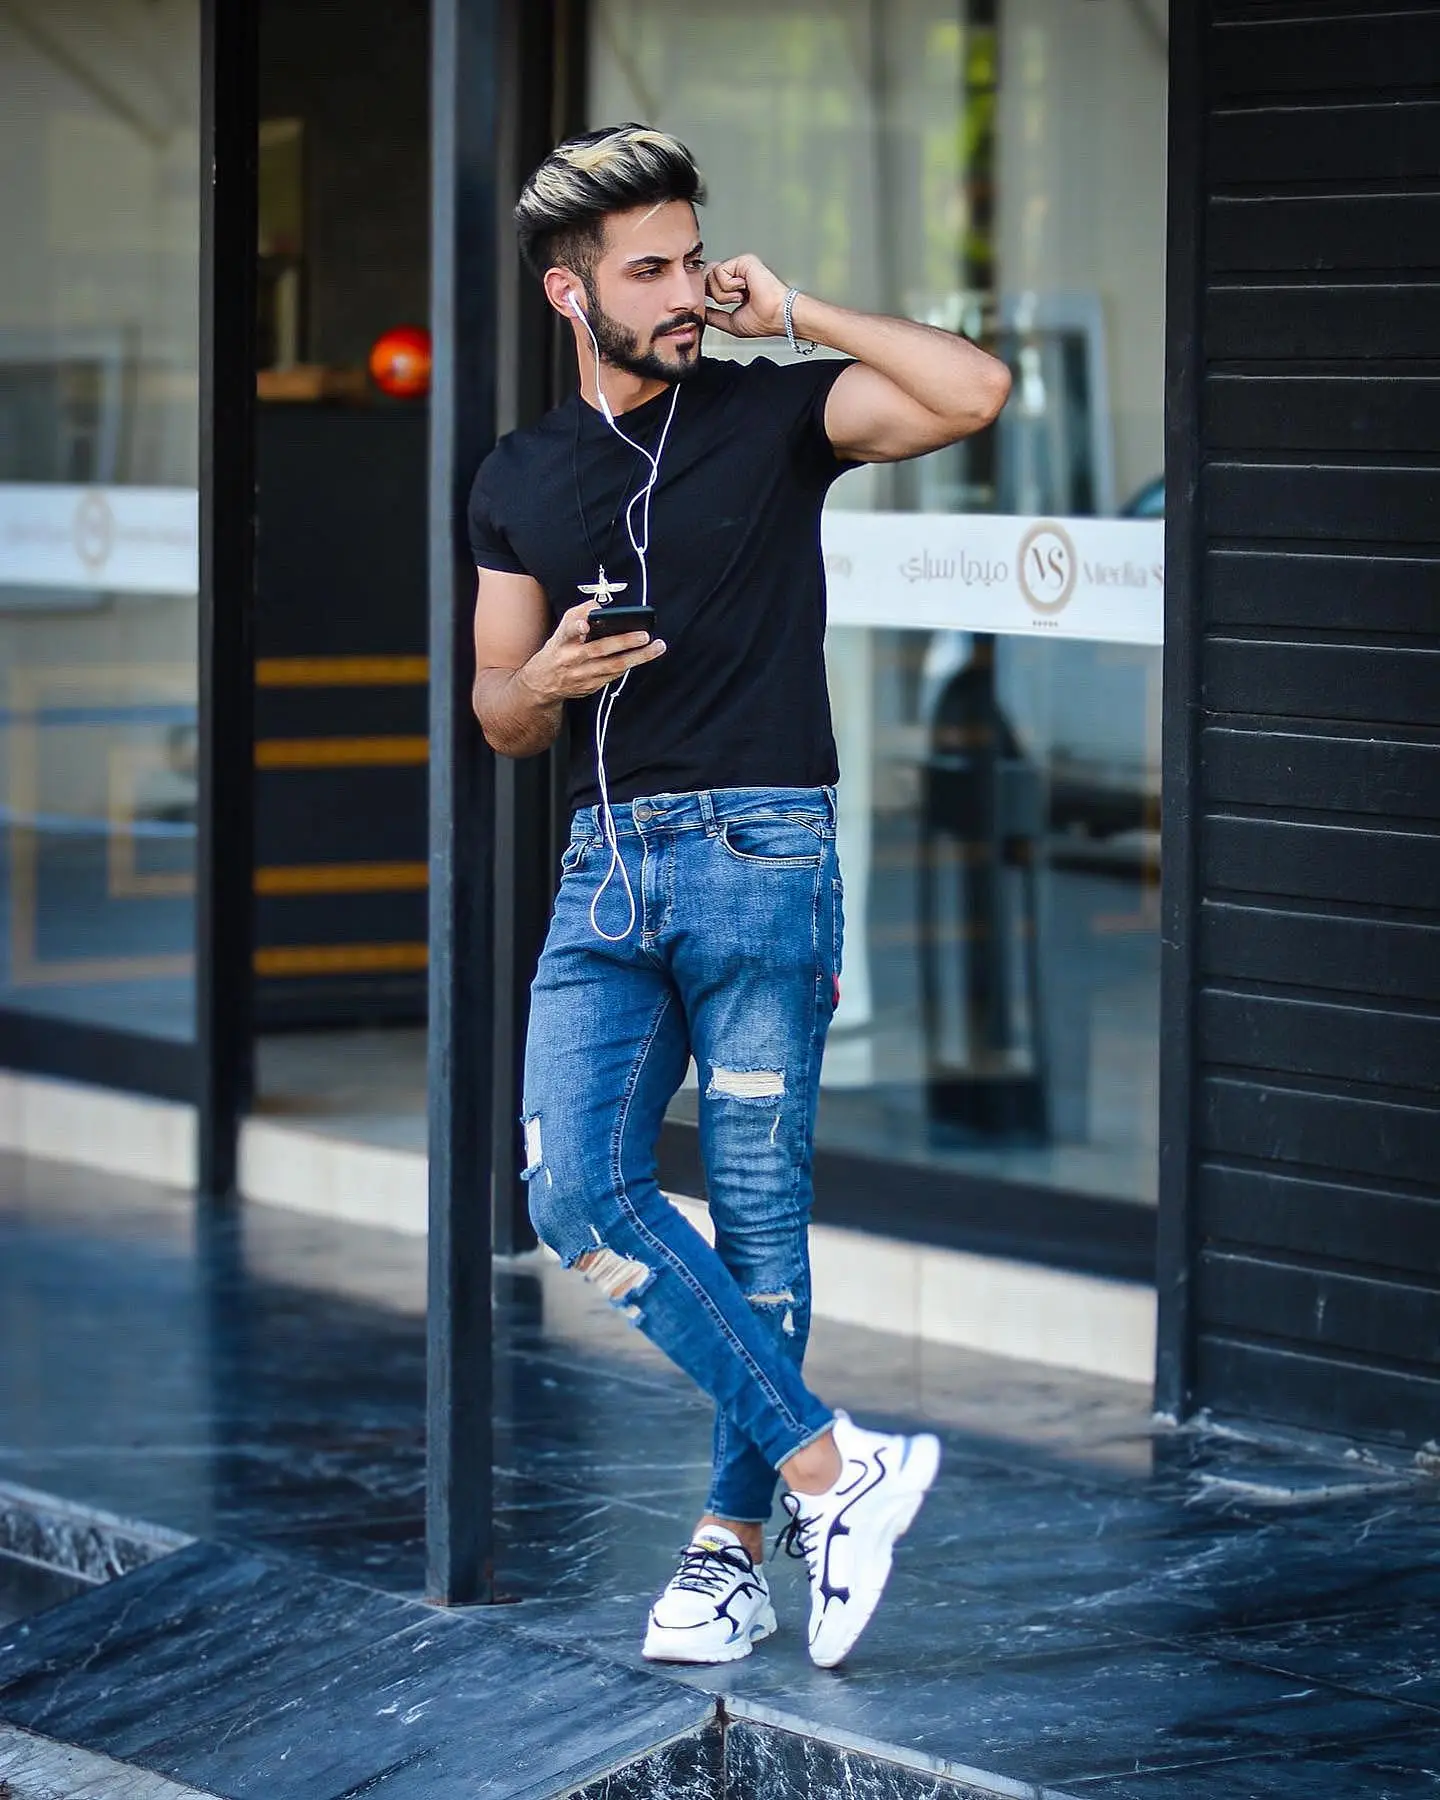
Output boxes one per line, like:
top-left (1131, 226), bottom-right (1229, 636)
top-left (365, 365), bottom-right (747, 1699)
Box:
top-left (0, 484), bottom-right (199, 597)
top-left (821, 511), bottom-right (1163, 645)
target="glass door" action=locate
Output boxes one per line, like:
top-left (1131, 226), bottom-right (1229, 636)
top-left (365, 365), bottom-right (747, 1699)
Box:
top-left (0, 0), bottom-right (201, 1084)
top-left (590, 0), bottom-right (1167, 1256)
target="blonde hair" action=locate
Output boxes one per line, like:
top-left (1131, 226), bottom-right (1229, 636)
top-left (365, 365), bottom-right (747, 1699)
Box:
top-left (515, 123), bottom-right (706, 278)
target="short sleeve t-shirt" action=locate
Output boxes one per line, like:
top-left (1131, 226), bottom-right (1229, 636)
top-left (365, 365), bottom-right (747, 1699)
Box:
top-left (468, 354), bottom-right (856, 812)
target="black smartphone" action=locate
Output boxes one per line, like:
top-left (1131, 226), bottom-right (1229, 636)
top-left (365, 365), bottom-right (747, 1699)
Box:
top-left (587, 604), bottom-right (656, 640)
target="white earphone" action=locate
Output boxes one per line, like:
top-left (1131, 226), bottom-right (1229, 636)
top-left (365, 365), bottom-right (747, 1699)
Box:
top-left (564, 282), bottom-right (681, 942)
top-left (566, 290), bottom-right (615, 422)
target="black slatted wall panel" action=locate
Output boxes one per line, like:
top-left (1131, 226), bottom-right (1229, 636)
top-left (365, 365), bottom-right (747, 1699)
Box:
top-left (1165, 0), bottom-right (1440, 1446)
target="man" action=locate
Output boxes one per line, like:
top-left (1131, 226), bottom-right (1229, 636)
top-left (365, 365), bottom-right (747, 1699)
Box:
top-left (469, 123), bottom-right (1009, 1669)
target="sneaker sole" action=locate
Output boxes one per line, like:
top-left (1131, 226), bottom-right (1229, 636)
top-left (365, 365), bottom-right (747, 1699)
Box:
top-left (810, 1433), bottom-right (941, 1669)
top-left (642, 1600), bottom-right (778, 1665)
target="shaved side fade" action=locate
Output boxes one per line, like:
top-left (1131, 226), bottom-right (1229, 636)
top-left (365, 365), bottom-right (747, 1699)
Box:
top-left (514, 123), bottom-right (707, 282)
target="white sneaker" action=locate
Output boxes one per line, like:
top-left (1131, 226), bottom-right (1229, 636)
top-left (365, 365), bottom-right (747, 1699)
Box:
top-left (780, 1411), bottom-right (941, 1669)
top-left (642, 1525), bottom-right (778, 1664)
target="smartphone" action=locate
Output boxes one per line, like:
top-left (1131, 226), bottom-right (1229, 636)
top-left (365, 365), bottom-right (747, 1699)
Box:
top-left (587, 604), bottom-right (656, 640)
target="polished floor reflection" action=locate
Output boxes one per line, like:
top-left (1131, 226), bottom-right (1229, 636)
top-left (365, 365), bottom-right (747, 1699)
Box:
top-left (1, 1151), bottom-right (1437, 1797)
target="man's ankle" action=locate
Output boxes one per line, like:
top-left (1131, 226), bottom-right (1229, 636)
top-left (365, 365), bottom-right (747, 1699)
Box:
top-left (697, 1513), bottom-right (764, 1562)
top-left (779, 1427), bottom-right (843, 1497)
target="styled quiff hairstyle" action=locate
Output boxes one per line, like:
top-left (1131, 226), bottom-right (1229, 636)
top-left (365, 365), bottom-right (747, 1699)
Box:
top-left (514, 123), bottom-right (707, 281)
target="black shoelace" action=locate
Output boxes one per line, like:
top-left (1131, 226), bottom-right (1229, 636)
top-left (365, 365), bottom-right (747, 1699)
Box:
top-left (775, 1494), bottom-right (819, 1567)
top-left (671, 1541), bottom-right (756, 1596)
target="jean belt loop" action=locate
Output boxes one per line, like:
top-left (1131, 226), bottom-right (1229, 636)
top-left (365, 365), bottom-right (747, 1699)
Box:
top-left (823, 784), bottom-right (838, 831)
top-left (697, 789), bottom-right (719, 837)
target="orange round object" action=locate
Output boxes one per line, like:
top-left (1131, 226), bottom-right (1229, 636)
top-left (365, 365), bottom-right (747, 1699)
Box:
top-left (368, 325), bottom-right (432, 398)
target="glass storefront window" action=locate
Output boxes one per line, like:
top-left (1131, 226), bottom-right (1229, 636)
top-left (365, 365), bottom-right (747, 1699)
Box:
top-left (591, 0), bottom-right (1165, 1209)
top-left (0, 1), bottom-right (200, 1042)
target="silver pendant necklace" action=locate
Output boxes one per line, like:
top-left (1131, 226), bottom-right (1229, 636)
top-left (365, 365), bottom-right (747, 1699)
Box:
top-left (577, 567), bottom-right (628, 607)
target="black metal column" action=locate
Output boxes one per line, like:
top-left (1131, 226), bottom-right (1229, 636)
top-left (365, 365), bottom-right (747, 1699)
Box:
top-left (426, 0), bottom-right (503, 1606)
top-left (490, 0), bottom-right (550, 1251)
top-left (489, 0), bottom-right (588, 1257)
top-left (1154, 0), bottom-right (1206, 1422)
top-left (196, 0), bottom-right (259, 1200)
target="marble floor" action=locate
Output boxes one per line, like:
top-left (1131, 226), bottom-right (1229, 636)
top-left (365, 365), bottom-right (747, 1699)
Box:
top-left (1, 1150), bottom-right (1438, 1798)
top-left (0, 1554), bottom-right (86, 1631)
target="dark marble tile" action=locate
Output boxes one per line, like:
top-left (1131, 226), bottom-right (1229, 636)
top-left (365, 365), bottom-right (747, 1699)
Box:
top-left (236, 1480), bottom-right (695, 1597)
top-left (4, 1153), bottom-right (1440, 1800)
top-left (570, 1721), bottom-right (723, 1799)
top-left (0, 1482), bottom-right (181, 1583)
top-left (140, 1609), bottom-right (715, 1800)
top-left (0, 1543), bottom-right (423, 1759)
top-left (496, 1494), bottom-right (712, 1603)
top-left (1146, 1426), bottom-right (1428, 1507)
top-left (0, 1535), bottom-right (719, 1800)
top-left (0, 1553), bottom-right (91, 1629)
top-left (1064, 1724), bottom-right (1440, 1798)
top-left (695, 1640), bottom-right (1432, 1788)
top-left (0, 1456), bottom-right (221, 1546)
top-left (507, 1550), bottom-right (1138, 1682)
top-left (0, 1533), bottom-right (444, 1756)
top-left (1181, 1604), bottom-right (1440, 1714)
top-left (225, 1461), bottom-right (587, 1535)
top-left (724, 1716), bottom-right (1012, 1800)
top-left (916, 1501), bottom-right (1440, 1643)
top-left (243, 1509), bottom-right (429, 1591)
top-left (0, 1542), bottom-right (214, 1690)
top-left (506, 1564), bottom-right (1440, 1790)
top-left (1288, 1490), bottom-right (1440, 1566)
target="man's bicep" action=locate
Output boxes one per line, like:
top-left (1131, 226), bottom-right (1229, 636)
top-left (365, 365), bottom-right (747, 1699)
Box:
top-left (472, 566), bottom-right (552, 672)
top-left (821, 363), bottom-right (949, 464)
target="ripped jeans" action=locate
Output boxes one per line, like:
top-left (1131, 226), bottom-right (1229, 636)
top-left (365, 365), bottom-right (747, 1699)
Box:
top-left (522, 785), bottom-right (842, 1524)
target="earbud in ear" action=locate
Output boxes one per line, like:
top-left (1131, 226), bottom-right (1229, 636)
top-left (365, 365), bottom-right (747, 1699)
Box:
top-left (567, 291), bottom-right (584, 318)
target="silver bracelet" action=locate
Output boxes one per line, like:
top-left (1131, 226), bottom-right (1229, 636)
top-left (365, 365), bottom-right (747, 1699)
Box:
top-left (783, 286), bottom-right (817, 356)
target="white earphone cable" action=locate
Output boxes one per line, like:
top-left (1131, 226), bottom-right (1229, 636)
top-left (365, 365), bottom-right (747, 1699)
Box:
top-left (571, 296), bottom-right (680, 941)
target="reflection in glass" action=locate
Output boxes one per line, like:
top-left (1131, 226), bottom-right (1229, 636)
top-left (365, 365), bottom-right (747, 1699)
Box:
top-left (0, 1), bottom-right (200, 1041)
top-left (591, 0), bottom-right (1166, 1206)
top-left (819, 631), bottom-right (1161, 1205)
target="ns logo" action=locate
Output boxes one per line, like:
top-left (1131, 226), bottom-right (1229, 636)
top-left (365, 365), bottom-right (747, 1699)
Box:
top-left (1017, 520), bottom-right (1077, 614)
top-left (73, 490), bottom-right (116, 574)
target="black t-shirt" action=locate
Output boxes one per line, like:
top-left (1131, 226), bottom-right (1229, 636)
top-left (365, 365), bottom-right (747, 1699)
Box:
top-left (468, 354), bottom-right (856, 811)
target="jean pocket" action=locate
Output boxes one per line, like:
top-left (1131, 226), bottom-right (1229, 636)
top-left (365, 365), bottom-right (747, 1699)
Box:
top-left (717, 816), bottom-right (825, 867)
top-left (560, 837), bottom-right (591, 875)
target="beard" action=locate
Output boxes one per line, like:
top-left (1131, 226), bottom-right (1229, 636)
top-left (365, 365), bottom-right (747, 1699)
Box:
top-left (582, 281), bottom-right (705, 382)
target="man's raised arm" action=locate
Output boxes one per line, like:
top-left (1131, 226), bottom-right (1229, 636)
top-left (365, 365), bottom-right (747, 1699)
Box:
top-left (705, 254), bottom-right (1011, 464)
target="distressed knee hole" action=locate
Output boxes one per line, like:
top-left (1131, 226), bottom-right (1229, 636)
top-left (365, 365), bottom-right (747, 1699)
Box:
top-left (575, 1245), bottom-right (655, 1319)
top-left (707, 1067), bottom-right (786, 1102)
top-left (747, 1288), bottom-right (798, 1336)
top-left (520, 1113), bottom-right (551, 1185)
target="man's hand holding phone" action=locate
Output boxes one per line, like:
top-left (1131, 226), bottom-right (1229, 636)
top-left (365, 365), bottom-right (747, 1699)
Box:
top-left (517, 599), bottom-right (666, 705)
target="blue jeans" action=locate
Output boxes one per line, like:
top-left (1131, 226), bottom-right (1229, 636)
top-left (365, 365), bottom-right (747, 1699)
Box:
top-left (522, 785), bottom-right (843, 1523)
